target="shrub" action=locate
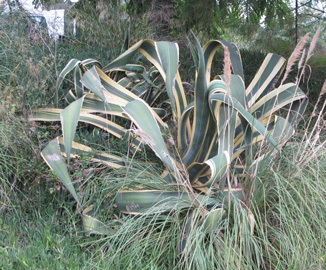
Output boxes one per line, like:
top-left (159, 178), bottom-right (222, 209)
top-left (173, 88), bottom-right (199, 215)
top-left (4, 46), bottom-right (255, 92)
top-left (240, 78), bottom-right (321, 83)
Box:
top-left (30, 31), bottom-right (322, 268)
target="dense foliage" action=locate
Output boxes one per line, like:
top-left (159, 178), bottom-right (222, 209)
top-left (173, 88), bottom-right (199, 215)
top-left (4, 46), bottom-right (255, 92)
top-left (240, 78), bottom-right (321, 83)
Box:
top-left (28, 29), bottom-right (322, 268)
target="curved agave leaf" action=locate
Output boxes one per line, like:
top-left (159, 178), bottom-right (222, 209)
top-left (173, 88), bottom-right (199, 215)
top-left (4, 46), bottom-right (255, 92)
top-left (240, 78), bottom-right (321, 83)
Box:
top-left (82, 210), bottom-right (116, 236)
top-left (121, 29), bottom-right (129, 54)
top-left (214, 76), bottom-right (249, 161)
top-left (56, 58), bottom-right (80, 92)
top-left (81, 66), bottom-right (167, 128)
top-left (82, 94), bottom-right (124, 116)
top-left (233, 115), bottom-right (277, 156)
top-left (217, 105), bottom-right (237, 156)
top-left (178, 102), bottom-right (194, 152)
top-left (218, 75), bottom-right (256, 155)
top-left (186, 34), bottom-right (199, 69)
top-left (65, 90), bottom-right (77, 104)
top-left (232, 83), bottom-right (306, 155)
top-left (187, 151), bottom-right (230, 191)
top-left (184, 38), bottom-right (246, 166)
top-left (155, 42), bottom-right (187, 120)
top-left (41, 138), bottom-right (81, 207)
top-left (182, 34), bottom-right (211, 166)
top-left (218, 75), bottom-right (246, 107)
top-left (209, 90), bottom-right (279, 151)
top-left (124, 99), bottom-right (176, 172)
top-left (81, 67), bottom-right (134, 106)
top-left (233, 117), bottom-right (287, 159)
top-left (30, 109), bottom-right (130, 141)
top-left (57, 137), bottom-right (126, 169)
top-left (29, 108), bottom-right (64, 121)
top-left (203, 40), bottom-right (244, 82)
top-left (153, 108), bottom-right (168, 119)
top-left (97, 67), bottom-right (140, 103)
top-left (104, 39), bottom-right (160, 71)
top-left (61, 96), bottom-right (85, 164)
top-left (116, 64), bottom-right (146, 74)
top-left (116, 190), bottom-right (217, 214)
top-left (237, 117), bottom-right (296, 177)
top-left (146, 82), bottom-right (167, 106)
top-left (104, 39), bottom-right (187, 120)
top-left (42, 139), bottom-right (116, 236)
top-left (81, 67), bottom-right (107, 102)
top-left (246, 53), bottom-right (286, 108)
top-left (116, 64), bottom-right (162, 94)
top-left (117, 77), bottom-right (131, 88)
top-left (56, 58), bottom-right (101, 96)
top-left (73, 66), bottom-right (84, 98)
top-left (249, 83), bottom-right (306, 122)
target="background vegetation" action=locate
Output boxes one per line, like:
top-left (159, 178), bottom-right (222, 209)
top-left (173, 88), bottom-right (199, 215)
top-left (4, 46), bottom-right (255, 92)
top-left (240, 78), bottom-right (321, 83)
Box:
top-left (0, 0), bottom-right (325, 269)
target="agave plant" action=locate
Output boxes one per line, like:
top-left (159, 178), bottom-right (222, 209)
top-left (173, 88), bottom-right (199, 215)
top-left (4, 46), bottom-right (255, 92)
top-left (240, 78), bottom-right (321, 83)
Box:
top-left (30, 34), bottom-right (307, 235)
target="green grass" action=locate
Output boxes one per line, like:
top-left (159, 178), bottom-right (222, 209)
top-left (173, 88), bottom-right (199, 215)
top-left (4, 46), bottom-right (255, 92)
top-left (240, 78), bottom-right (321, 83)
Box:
top-left (0, 116), bottom-right (86, 269)
top-left (2, 133), bottom-right (325, 269)
top-left (0, 203), bottom-right (87, 269)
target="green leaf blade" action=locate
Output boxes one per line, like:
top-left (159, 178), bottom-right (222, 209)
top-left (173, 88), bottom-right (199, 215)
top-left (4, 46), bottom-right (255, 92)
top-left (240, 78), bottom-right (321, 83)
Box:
top-left (41, 138), bottom-right (81, 207)
top-left (60, 96), bottom-right (85, 164)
